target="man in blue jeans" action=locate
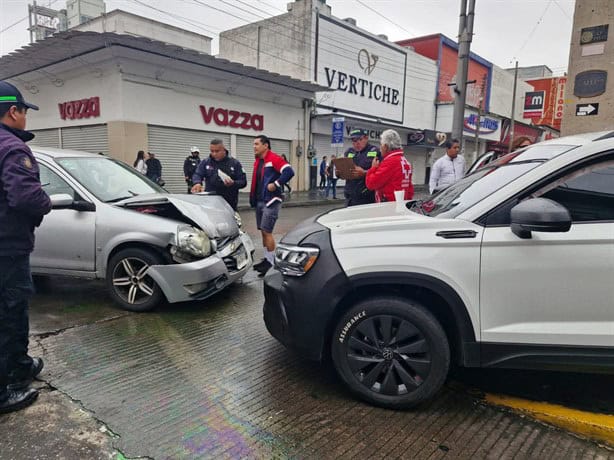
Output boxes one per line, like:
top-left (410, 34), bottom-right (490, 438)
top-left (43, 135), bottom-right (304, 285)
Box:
top-left (0, 81), bottom-right (51, 414)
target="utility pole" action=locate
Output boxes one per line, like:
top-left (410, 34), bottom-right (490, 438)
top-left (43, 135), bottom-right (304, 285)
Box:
top-left (508, 61), bottom-right (519, 153)
top-left (473, 95), bottom-right (482, 164)
top-left (451, 0), bottom-right (476, 145)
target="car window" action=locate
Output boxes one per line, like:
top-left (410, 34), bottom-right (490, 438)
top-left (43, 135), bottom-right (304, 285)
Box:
top-left (418, 144), bottom-right (578, 219)
top-left (39, 163), bottom-right (77, 199)
top-left (56, 157), bottom-right (166, 202)
top-left (535, 160), bottom-right (614, 222)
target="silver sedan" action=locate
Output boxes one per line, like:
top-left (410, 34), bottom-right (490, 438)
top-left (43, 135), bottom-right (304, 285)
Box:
top-left (31, 147), bottom-right (255, 312)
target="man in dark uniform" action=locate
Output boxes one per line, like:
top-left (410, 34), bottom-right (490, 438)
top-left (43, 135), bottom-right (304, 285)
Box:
top-left (183, 146), bottom-right (201, 193)
top-left (344, 128), bottom-right (381, 206)
top-left (0, 81), bottom-right (51, 414)
top-left (190, 138), bottom-right (247, 211)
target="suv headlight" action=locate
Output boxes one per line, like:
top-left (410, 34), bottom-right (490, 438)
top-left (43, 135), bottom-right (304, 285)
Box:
top-left (175, 225), bottom-right (212, 258)
top-left (274, 244), bottom-right (319, 277)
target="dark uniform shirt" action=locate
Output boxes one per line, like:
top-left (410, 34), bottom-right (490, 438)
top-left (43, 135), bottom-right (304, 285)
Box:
top-left (183, 155), bottom-right (201, 182)
top-left (192, 152), bottom-right (247, 211)
top-left (343, 143), bottom-right (381, 206)
top-left (0, 123), bottom-right (51, 256)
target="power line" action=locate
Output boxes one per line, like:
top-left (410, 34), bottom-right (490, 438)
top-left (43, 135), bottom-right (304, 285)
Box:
top-left (511, 0), bottom-right (553, 62)
top-left (354, 0), bottom-right (417, 37)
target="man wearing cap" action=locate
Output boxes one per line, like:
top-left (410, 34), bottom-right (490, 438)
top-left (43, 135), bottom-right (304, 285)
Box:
top-left (183, 146), bottom-right (201, 193)
top-left (190, 138), bottom-right (247, 211)
top-left (0, 80), bottom-right (51, 414)
top-left (343, 128), bottom-right (381, 206)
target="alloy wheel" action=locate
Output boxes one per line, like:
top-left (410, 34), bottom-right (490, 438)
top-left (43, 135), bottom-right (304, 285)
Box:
top-left (345, 315), bottom-right (431, 396)
top-left (111, 257), bottom-right (156, 305)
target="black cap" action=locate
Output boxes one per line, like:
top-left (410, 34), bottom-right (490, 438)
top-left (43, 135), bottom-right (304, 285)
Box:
top-left (349, 128), bottom-right (368, 139)
top-left (0, 81), bottom-right (39, 110)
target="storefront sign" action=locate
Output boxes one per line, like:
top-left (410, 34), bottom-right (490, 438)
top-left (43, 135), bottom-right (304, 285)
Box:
top-left (463, 114), bottom-right (499, 134)
top-left (574, 70), bottom-right (607, 98)
top-left (523, 91), bottom-right (545, 118)
top-left (199, 105), bottom-right (264, 131)
top-left (344, 125), bottom-right (382, 141)
top-left (407, 129), bottom-right (450, 147)
top-left (315, 14), bottom-right (407, 123)
top-left (58, 97), bottom-right (100, 120)
top-left (580, 25), bottom-right (609, 45)
top-left (331, 117), bottom-right (345, 146)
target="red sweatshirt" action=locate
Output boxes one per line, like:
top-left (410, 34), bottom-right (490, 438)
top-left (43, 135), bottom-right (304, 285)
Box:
top-left (365, 149), bottom-right (414, 202)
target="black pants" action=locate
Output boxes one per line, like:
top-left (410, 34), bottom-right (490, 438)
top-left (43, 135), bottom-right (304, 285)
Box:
top-left (0, 255), bottom-right (34, 400)
top-left (186, 180), bottom-right (193, 194)
top-left (319, 174), bottom-right (326, 189)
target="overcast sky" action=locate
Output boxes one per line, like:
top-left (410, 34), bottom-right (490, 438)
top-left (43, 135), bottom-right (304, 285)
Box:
top-left (0, 0), bottom-right (575, 74)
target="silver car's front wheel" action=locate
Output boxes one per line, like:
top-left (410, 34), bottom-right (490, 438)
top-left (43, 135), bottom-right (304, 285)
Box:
top-left (106, 248), bottom-right (164, 312)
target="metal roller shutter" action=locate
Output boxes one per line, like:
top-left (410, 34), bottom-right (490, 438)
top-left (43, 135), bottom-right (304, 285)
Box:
top-left (236, 135), bottom-right (255, 193)
top-left (61, 125), bottom-right (108, 154)
top-left (148, 126), bottom-right (230, 194)
top-left (29, 129), bottom-right (60, 148)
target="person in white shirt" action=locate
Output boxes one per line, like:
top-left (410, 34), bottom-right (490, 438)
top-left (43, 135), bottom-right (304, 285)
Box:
top-left (133, 150), bottom-right (148, 175)
top-left (429, 139), bottom-right (465, 194)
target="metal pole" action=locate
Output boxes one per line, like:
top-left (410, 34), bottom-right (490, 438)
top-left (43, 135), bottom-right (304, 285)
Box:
top-left (508, 61), bottom-right (519, 153)
top-left (451, 0), bottom-right (476, 146)
top-left (474, 98), bottom-right (481, 165)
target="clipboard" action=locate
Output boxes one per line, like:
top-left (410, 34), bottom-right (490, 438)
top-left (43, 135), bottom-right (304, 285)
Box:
top-left (332, 157), bottom-right (355, 180)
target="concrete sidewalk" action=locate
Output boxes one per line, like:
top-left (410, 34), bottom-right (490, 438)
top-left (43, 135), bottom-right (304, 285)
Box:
top-left (236, 185), bottom-right (430, 211)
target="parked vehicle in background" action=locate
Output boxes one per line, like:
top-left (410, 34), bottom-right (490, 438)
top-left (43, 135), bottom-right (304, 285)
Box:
top-left (31, 147), bottom-right (254, 312)
top-left (264, 131), bottom-right (614, 409)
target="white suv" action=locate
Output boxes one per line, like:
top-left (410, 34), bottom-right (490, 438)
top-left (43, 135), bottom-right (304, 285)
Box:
top-left (263, 131), bottom-right (614, 409)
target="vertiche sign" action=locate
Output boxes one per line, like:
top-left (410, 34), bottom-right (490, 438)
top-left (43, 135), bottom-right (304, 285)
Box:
top-left (58, 97), bottom-right (100, 120)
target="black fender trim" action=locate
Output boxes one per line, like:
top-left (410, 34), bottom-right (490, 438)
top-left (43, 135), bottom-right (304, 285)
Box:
top-left (347, 272), bottom-right (480, 366)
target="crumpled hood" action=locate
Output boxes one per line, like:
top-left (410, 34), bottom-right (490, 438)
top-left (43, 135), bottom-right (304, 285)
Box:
top-left (114, 194), bottom-right (238, 238)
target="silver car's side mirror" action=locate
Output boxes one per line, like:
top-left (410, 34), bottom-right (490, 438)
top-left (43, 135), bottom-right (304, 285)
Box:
top-left (49, 193), bottom-right (74, 209)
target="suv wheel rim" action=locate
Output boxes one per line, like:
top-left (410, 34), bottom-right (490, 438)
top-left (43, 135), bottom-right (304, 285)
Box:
top-left (112, 257), bottom-right (156, 305)
top-left (345, 315), bottom-right (431, 396)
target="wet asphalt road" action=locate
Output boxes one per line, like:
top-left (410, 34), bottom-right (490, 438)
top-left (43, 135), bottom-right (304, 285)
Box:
top-left (3, 203), bottom-right (614, 459)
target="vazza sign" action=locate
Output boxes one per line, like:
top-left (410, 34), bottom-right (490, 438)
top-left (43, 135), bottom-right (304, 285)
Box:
top-left (463, 114), bottom-right (499, 135)
top-left (58, 97), bottom-right (100, 120)
top-left (199, 105), bottom-right (264, 131)
top-left (315, 15), bottom-right (407, 124)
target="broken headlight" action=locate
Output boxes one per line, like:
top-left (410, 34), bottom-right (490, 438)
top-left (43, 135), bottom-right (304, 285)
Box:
top-left (174, 225), bottom-right (212, 259)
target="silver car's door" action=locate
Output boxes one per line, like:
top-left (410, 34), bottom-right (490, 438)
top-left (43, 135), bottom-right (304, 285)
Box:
top-left (31, 163), bottom-right (97, 272)
top-left (480, 156), bottom-right (614, 347)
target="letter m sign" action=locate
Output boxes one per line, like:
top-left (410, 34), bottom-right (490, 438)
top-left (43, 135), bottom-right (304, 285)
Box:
top-left (523, 91), bottom-right (545, 118)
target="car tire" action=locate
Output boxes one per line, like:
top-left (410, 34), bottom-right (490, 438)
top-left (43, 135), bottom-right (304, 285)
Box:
top-left (106, 247), bottom-right (165, 312)
top-left (331, 296), bottom-right (450, 409)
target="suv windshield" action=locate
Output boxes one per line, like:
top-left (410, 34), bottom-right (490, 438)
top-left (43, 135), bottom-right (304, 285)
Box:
top-left (56, 157), bottom-right (166, 202)
top-left (418, 144), bottom-right (578, 219)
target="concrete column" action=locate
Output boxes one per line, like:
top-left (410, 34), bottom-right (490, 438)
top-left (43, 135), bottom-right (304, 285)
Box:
top-left (107, 121), bottom-right (148, 164)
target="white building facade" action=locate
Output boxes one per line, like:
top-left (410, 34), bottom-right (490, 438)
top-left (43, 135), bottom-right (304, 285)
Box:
top-left (220, 0), bottom-right (438, 185)
top-left (0, 32), bottom-right (326, 193)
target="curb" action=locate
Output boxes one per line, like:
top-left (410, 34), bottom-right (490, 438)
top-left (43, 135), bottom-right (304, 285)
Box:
top-left (485, 393), bottom-right (614, 447)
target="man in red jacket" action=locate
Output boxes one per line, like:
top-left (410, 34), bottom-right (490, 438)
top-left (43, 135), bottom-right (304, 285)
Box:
top-left (250, 135), bottom-right (294, 276)
top-left (365, 129), bottom-right (414, 202)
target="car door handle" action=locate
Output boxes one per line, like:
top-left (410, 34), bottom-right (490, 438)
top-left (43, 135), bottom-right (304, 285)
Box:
top-left (435, 230), bottom-right (478, 239)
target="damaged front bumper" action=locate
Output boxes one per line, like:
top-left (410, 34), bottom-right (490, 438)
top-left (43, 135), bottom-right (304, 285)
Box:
top-left (147, 232), bottom-right (255, 303)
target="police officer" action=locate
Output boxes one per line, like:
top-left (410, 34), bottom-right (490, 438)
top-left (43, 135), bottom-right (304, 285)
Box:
top-left (0, 81), bottom-right (51, 414)
top-left (344, 128), bottom-right (381, 206)
top-left (183, 146), bottom-right (201, 193)
top-left (190, 138), bottom-right (247, 210)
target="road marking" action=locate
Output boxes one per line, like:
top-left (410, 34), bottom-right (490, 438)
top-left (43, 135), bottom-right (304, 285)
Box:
top-left (486, 393), bottom-right (614, 446)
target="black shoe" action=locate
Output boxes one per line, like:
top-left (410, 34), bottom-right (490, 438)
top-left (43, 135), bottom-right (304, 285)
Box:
top-left (8, 357), bottom-right (44, 391)
top-left (255, 259), bottom-right (272, 275)
top-left (253, 258), bottom-right (268, 272)
top-left (0, 388), bottom-right (39, 414)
